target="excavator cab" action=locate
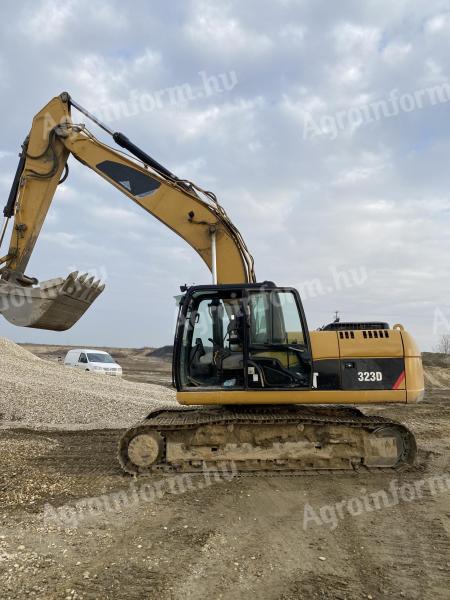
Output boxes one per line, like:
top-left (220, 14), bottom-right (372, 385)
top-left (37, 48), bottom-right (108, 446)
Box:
top-left (173, 282), bottom-right (312, 391)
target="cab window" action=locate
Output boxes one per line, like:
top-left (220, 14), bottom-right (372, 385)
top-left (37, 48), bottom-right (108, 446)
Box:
top-left (247, 290), bottom-right (310, 388)
top-left (177, 288), bottom-right (311, 391)
top-left (179, 291), bottom-right (245, 389)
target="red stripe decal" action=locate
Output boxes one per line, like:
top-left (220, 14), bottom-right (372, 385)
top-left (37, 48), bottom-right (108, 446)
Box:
top-left (393, 370), bottom-right (405, 390)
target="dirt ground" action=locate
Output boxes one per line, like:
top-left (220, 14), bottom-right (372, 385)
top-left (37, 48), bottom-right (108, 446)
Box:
top-left (0, 348), bottom-right (449, 600)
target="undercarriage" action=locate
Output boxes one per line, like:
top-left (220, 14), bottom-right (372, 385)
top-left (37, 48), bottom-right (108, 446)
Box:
top-left (118, 405), bottom-right (417, 475)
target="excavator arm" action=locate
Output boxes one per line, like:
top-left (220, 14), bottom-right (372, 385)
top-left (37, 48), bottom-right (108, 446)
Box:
top-left (0, 93), bottom-right (255, 330)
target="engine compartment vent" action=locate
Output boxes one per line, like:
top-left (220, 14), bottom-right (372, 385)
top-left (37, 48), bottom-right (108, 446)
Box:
top-left (322, 321), bottom-right (390, 331)
top-left (362, 330), bottom-right (390, 339)
top-left (339, 331), bottom-right (355, 339)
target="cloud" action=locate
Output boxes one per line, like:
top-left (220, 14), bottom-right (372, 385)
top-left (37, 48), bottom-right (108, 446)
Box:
top-left (86, 204), bottom-right (147, 227)
top-left (278, 24), bottom-right (305, 44)
top-left (20, 0), bottom-right (75, 42)
top-left (174, 97), bottom-right (265, 141)
top-left (0, 0), bottom-right (448, 350)
top-left (40, 232), bottom-right (105, 254)
top-left (185, 1), bottom-right (273, 56)
top-left (382, 42), bottom-right (412, 64)
top-left (331, 150), bottom-right (391, 185)
top-left (332, 23), bottom-right (381, 55)
top-left (425, 13), bottom-right (450, 34)
top-left (20, 0), bottom-right (126, 44)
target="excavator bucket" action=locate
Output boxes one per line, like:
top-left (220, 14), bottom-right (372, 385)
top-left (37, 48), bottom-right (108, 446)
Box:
top-left (0, 271), bottom-right (104, 331)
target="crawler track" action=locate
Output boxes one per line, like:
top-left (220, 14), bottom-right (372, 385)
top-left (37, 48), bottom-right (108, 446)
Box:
top-left (118, 405), bottom-right (416, 476)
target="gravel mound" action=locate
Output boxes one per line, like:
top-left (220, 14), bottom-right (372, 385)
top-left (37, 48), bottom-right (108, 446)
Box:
top-left (146, 345), bottom-right (173, 360)
top-left (0, 337), bottom-right (176, 430)
top-left (424, 365), bottom-right (450, 390)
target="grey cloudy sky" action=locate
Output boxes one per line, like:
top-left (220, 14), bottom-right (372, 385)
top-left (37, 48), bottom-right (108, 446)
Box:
top-left (0, 0), bottom-right (449, 349)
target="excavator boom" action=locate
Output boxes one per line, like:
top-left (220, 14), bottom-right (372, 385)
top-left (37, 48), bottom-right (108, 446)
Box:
top-left (0, 93), bottom-right (255, 330)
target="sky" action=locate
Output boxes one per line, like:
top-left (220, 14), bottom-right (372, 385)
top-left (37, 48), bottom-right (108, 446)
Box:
top-left (0, 0), bottom-right (449, 350)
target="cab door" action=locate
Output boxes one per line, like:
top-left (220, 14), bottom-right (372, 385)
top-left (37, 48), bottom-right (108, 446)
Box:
top-left (174, 288), bottom-right (246, 390)
top-left (245, 288), bottom-right (312, 389)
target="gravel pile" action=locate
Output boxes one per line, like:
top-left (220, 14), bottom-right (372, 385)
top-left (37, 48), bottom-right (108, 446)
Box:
top-left (424, 365), bottom-right (450, 390)
top-left (0, 337), bottom-right (176, 430)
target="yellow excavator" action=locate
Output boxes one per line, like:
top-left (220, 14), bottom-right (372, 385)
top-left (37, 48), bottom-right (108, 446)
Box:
top-left (0, 93), bottom-right (424, 475)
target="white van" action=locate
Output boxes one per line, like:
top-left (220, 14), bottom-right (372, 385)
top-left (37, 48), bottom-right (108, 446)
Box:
top-left (64, 349), bottom-right (122, 376)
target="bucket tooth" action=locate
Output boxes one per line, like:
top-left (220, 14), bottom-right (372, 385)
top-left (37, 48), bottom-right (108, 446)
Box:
top-left (84, 280), bottom-right (103, 303)
top-left (84, 275), bottom-right (95, 288)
